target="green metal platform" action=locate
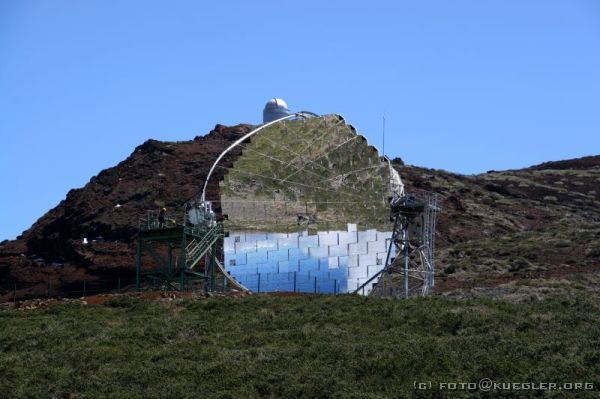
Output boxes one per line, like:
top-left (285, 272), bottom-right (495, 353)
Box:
top-left (135, 211), bottom-right (224, 292)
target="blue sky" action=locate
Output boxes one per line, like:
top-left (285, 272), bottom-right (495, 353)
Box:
top-left (1, 0), bottom-right (599, 240)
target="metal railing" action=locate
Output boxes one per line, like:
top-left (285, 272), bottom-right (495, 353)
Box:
top-left (0, 278), bottom-right (138, 304)
top-left (139, 211), bottom-right (180, 231)
top-left (186, 224), bottom-right (223, 269)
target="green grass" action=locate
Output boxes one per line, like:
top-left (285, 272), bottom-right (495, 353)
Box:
top-left (1, 294), bottom-right (599, 398)
top-left (438, 223), bottom-right (600, 277)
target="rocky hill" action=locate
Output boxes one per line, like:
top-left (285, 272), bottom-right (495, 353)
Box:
top-left (0, 122), bottom-right (598, 301)
top-left (401, 155), bottom-right (600, 300)
top-left (0, 124), bottom-right (253, 294)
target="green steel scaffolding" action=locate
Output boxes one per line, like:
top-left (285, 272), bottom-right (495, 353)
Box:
top-left (135, 211), bottom-right (223, 292)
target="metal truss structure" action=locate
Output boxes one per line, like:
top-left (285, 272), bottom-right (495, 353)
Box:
top-left (356, 191), bottom-right (440, 298)
top-left (135, 201), bottom-right (225, 292)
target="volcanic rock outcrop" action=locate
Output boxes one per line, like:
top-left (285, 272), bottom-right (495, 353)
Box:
top-left (0, 124), bottom-right (252, 292)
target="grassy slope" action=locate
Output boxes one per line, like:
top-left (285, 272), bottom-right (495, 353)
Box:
top-left (1, 294), bottom-right (599, 398)
top-left (397, 159), bottom-right (600, 299)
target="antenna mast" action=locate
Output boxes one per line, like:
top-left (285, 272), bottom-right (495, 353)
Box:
top-left (382, 114), bottom-right (386, 156)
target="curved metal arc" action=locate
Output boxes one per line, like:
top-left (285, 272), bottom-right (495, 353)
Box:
top-left (384, 155), bottom-right (405, 199)
top-left (214, 257), bottom-right (251, 293)
top-left (201, 112), bottom-right (315, 202)
top-left (296, 110), bottom-right (320, 118)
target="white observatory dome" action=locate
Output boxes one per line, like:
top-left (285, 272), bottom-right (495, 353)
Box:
top-left (267, 98), bottom-right (288, 109)
top-left (263, 98), bottom-right (291, 123)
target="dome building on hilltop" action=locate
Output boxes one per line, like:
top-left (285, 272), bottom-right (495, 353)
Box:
top-left (263, 98), bottom-right (291, 123)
